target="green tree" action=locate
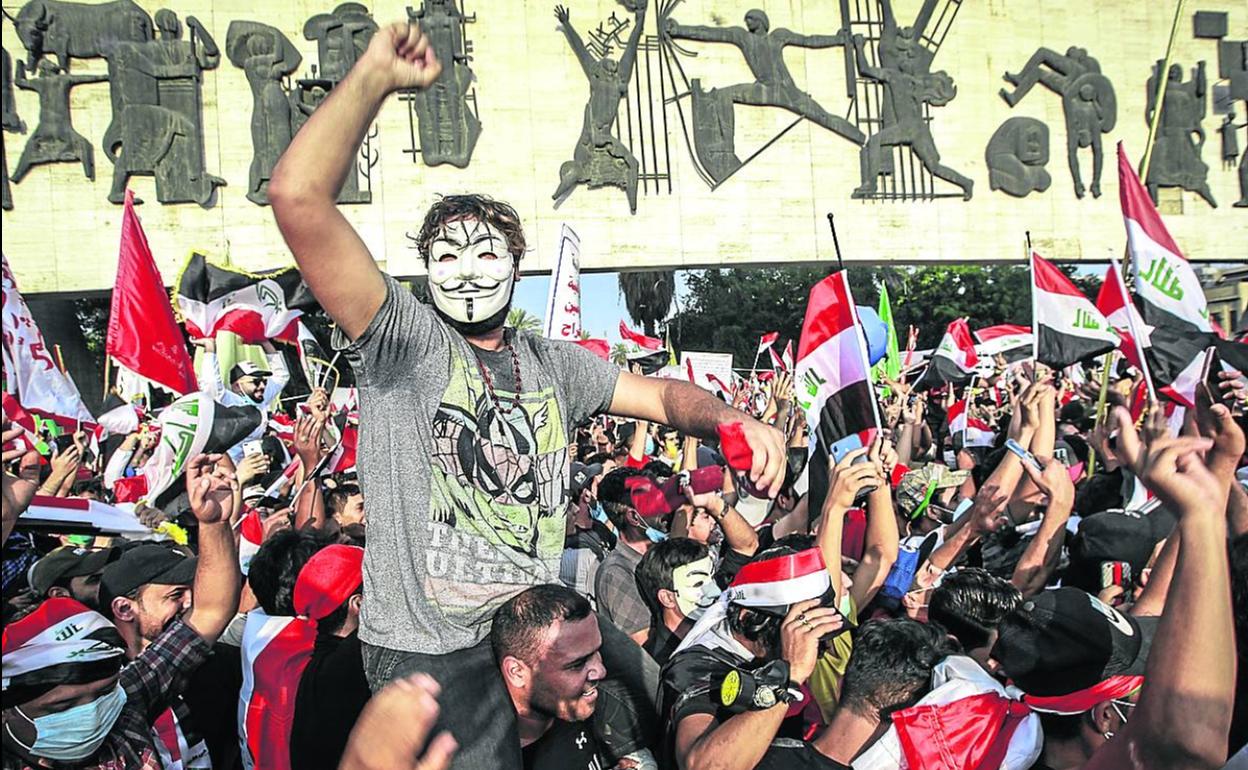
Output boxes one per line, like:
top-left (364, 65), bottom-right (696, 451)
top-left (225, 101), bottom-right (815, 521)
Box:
top-left (609, 343), bottom-right (631, 366)
top-left (507, 307), bottom-right (542, 333)
top-left (671, 264), bottom-right (1095, 363)
top-left (619, 270), bottom-right (675, 337)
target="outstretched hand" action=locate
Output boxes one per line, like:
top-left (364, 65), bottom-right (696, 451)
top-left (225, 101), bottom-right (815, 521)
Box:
top-left (2, 423), bottom-right (42, 525)
top-left (554, 5), bottom-right (570, 25)
top-left (1110, 406), bottom-right (1223, 519)
top-left (827, 448), bottom-right (882, 511)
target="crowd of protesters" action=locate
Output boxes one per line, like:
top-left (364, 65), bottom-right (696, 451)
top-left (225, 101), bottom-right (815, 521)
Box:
top-left (4, 17), bottom-right (1248, 770)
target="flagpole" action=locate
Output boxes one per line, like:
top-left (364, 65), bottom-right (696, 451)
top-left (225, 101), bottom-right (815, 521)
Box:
top-left (1026, 234), bottom-right (1039, 381)
top-left (103, 355), bottom-right (112, 400)
top-left (1111, 253), bottom-right (1159, 401)
top-left (826, 213), bottom-right (845, 273)
top-left (1139, 0), bottom-right (1188, 181)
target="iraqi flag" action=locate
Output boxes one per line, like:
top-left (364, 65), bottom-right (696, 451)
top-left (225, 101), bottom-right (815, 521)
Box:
top-left (20, 495), bottom-right (150, 536)
top-left (1095, 262), bottom-right (1153, 377)
top-left (948, 399), bottom-right (995, 448)
top-left (1119, 143), bottom-right (1211, 335)
top-left (96, 392), bottom-right (145, 437)
top-left (238, 610), bottom-right (316, 770)
top-left (176, 252), bottom-right (317, 345)
top-left (974, 324), bottom-right (1034, 361)
top-left (140, 392), bottom-right (263, 505)
top-left (756, 331), bottom-right (780, 360)
top-left (795, 272), bottom-right (880, 517)
top-left (107, 191), bottom-right (197, 396)
top-left (1031, 252), bottom-right (1119, 368)
top-left (3, 257), bottom-right (97, 430)
top-left (915, 319), bottom-right (979, 390)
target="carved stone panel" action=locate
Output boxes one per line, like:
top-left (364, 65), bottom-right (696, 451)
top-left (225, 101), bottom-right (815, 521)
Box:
top-left (402, 0), bottom-right (481, 168)
top-left (1145, 60), bottom-right (1217, 208)
top-left (1000, 46), bottom-right (1116, 199)
top-left (11, 58), bottom-right (104, 184)
top-left (103, 11), bottom-right (226, 207)
top-left (552, 3), bottom-right (646, 214)
top-left (2, 47), bottom-right (25, 210)
top-left (986, 117), bottom-right (1051, 198)
top-left (227, 21), bottom-right (302, 206)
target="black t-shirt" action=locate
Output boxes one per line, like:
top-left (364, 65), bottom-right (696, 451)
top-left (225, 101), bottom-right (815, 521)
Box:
top-left (660, 646), bottom-right (844, 770)
top-left (644, 623), bottom-right (681, 666)
top-left (522, 719), bottom-right (606, 770)
top-left (181, 643), bottom-right (243, 770)
top-left (289, 630), bottom-right (372, 770)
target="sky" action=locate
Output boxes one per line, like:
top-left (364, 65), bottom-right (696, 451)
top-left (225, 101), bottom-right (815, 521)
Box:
top-left (511, 272), bottom-right (689, 343)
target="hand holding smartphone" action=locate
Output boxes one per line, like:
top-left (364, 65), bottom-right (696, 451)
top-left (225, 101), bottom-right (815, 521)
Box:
top-left (1005, 438), bottom-right (1043, 472)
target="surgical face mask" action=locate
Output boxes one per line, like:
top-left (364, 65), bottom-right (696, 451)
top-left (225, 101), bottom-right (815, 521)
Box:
top-left (645, 525), bottom-right (668, 543)
top-left (426, 218), bottom-right (515, 324)
top-left (943, 449), bottom-right (957, 467)
top-left (645, 436), bottom-right (657, 456)
top-left (589, 503), bottom-right (608, 524)
top-left (8, 684), bottom-right (128, 761)
top-left (672, 556), bottom-right (720, 619)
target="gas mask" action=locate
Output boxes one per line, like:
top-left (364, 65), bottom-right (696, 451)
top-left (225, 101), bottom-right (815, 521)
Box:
top-left (426, 218), bottom-right (516, 326)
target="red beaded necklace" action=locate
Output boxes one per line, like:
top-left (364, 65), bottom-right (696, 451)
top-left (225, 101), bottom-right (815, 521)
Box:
top-left (473, 336), bottom-right (523, 415)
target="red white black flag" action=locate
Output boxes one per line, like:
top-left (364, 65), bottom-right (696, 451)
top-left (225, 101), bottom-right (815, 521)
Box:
top-left (175, 252), bottom-right (316, 344)
top-left (1031, 252), bottom-right (1118, 368)
top-left (915, 318), bottom-right (979, 389)
top-left (795, 272), bottom-right (880, 517)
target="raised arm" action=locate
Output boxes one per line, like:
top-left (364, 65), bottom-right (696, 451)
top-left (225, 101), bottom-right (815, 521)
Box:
top-left (618, 7), bottom-right (648, 84)
top-left (554, 6), bottom-right (596, 78)
top-left (184, 453), bottom-right (242, 645)
top-left (849, 438), bottom-right (900, 609)
top-left (1009, 454), bottom-right (1075, 596)
top-left (851, 34), bottom-right (885, 81)
top-left (774, 29), bottom-right (847, 49)
top-left (268, 22), bottom-right (441, 340)
top-left (1085, 407), bottom-right (1237, 770)
top-left (609, 373), bottom-right (787, 497)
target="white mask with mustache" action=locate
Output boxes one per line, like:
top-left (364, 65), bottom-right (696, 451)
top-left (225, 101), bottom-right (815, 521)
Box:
top-left (427, 218), bottom-right (515, 323)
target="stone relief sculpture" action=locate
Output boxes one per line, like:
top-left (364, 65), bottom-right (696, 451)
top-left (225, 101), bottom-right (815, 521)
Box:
top-left (405, 0), bottom-right (480, 168)
top-left (103, 10), bottom-right (226, 206)
top-left (303, 3), bottom-right (377, 83)
top-left (985, 117), bottom-right (1051, 198)
top-left (12, 0), bottom-right (153, 72)
top-left (1000, 46), bottom-right (1117, 199)
top-left (663, 7), bottom-right (864, 186)
top-left (226, 21), bottom-right (302, 205)
top-left (2, 47), bottom-right (25, 210)
top-left (552, 2), bottom-right (646, 214)
top-left (302, 3), bottom-right (378, 204)
top-left (10, 58), bottom-right (104, 183)
top-left (850, 1), bottom-right (973, 201)
top-left (1144, 60), bottom-right (1216, 207)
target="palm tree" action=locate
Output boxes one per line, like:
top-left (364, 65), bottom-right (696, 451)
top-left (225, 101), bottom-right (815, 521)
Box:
top-left (507, 308), bottom-right (542, 334)
top-left (610, 343), bottom-right (631, 367)
top-left (618, 270), bottom-right (675, 337)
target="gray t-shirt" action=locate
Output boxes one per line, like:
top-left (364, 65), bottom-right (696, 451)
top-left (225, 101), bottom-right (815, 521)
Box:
top-left (343, 276), bottom-right (620, 653)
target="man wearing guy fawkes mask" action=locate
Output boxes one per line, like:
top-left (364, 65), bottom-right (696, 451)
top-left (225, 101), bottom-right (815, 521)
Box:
top-left (659, 537), bottom-right (851, 770)
top-left (269, 20), bottom-right (790, 766)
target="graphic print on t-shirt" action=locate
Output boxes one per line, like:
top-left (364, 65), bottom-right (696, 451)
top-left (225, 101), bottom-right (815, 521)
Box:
top-left (429, 352), bottom-right (569, 559)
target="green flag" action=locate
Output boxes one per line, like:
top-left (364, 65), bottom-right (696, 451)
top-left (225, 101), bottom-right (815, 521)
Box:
top-left (873, 284), bottom-right (900, 394)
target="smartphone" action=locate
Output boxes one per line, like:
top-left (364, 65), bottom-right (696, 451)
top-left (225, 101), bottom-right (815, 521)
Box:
top-left (1005, 438), bottom-right (1043, 472)
top-left (1100, 560), bottom-right (1132, 590)
top-left (242, 440), bottom-right (265, 458)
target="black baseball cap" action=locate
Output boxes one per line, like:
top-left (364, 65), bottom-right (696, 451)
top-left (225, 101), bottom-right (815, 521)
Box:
top-left (229, 361), bottom-right (272, 383)
top-left (99, 544), bottom-right (197, 608)
top-left (570, 462), bottom-right (604, 497)
top-left (1063, 509), bottom-right (1175, 594)
top-left (28, 546), bottom-right (118, 597)
top-left (992, 587), bottom-right (1156, 703)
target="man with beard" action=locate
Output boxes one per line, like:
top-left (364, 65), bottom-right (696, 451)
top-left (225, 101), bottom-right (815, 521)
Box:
top-left (195, 337), bottom-right (290, 463)
top-left (268, 19), bottom-right (786, 770)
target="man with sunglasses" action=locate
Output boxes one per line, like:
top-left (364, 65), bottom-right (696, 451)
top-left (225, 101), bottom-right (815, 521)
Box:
top-left (194, 337), bottom-right (291, 463)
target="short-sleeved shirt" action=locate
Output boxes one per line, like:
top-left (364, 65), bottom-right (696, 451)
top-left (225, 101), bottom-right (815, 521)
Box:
top-left (2, 620), bottom-right (211, 770)
top-left (594, 541), bottom-right (649, 635)
top-left (343, 276), bottom-right (620, 653)
top-left (521, 719), bottom-right (605, 770)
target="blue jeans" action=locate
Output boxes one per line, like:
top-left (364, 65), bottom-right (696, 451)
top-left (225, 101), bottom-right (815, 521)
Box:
top-left (362, 614), bottom-right (660, 770)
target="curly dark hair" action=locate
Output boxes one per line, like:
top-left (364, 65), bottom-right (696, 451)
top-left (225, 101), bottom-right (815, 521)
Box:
top-left (410, 194), bottom-right (527, 265)
top-left (840, 618), bottom-right (959, 719)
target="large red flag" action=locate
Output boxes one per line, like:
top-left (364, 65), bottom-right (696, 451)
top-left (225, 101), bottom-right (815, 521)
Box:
top-left (618, 321), bottom-right (663, 351)
top-left (107, 191), bottom-right (196, 395)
